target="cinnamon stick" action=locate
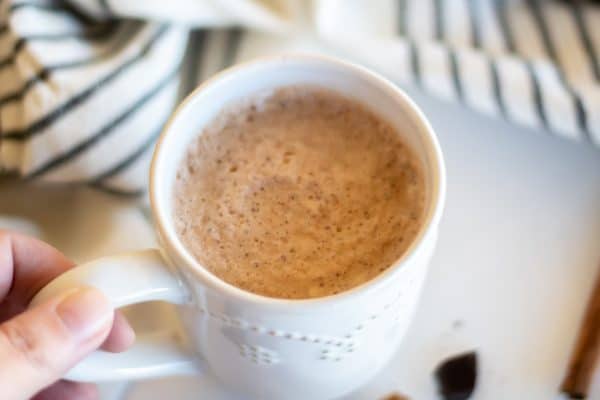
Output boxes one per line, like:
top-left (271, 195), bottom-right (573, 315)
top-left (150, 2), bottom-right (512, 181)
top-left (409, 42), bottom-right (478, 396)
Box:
top-left (561, 269), bottom-right (600, 398)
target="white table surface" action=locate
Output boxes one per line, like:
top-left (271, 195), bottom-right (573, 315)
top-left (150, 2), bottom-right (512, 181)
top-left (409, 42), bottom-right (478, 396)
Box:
top-left (1, 84), bottom-right (600, 399)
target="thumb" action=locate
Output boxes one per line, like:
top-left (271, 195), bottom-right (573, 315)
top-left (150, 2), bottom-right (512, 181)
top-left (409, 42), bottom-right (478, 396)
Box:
top-left (0, 287), bottom-right (113, 400)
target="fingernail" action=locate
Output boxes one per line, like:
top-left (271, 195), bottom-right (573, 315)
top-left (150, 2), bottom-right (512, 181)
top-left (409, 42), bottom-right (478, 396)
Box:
top-left (56, 287), bottom-right (113, 342)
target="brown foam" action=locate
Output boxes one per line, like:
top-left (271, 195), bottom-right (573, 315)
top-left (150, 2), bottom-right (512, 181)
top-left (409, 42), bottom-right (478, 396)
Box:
top-left (173, 86), bottom-right (425, 299)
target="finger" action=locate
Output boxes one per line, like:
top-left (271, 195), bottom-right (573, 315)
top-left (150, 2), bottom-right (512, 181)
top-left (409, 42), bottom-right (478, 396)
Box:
top-left (0, 231), bottom-right (73, 304)
top-left (0, 231), bottom-right (136, 354)
top-left (0, 233), bottom-right (14, 302)
top-left (32, 381), bottom-right (97, 400)
top-left (100, 311), bottom-right (135, 352)
top-left (0, 287), bottom-right (112, 400)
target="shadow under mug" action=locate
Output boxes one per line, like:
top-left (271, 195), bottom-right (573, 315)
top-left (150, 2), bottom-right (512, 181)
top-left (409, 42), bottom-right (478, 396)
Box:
top-left (31, 55), bottom-right (446, 399)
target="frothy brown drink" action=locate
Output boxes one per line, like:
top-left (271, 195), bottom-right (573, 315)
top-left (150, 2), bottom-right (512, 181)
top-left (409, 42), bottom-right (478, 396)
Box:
top-left (174, 86), bottom-right (425, 299)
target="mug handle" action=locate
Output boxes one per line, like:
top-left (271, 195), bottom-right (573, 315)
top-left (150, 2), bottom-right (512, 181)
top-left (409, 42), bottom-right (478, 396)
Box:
top-left (29, 249), bottom-right (203, 382)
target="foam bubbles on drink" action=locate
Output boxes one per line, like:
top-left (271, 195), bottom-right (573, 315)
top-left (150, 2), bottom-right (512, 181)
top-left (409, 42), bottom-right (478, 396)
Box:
top-left (173, 86), bottom-right (425, 299)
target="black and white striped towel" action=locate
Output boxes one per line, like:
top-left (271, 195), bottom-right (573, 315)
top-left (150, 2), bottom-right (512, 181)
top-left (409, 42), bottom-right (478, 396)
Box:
top-left (0, 0), bottom-right (598, 196)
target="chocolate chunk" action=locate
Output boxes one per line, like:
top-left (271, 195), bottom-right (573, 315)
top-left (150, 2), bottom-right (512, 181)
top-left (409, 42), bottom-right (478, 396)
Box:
top-left (434, 351), bottom-right (477, 400)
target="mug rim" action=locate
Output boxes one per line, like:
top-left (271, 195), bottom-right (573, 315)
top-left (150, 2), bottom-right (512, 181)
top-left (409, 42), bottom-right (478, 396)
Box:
top-left (150, 53), bottom-right (446, 310)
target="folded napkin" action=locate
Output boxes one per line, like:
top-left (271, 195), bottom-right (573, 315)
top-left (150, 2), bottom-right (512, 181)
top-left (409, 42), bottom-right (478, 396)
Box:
top-left (0, 0), bottom-right (598, 195)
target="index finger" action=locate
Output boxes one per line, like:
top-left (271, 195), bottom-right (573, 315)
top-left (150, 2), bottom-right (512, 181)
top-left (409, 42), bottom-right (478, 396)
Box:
top-left (0, 230), bottom-right (135, 353)
top-left (0, 230), bottom-right (74, 304)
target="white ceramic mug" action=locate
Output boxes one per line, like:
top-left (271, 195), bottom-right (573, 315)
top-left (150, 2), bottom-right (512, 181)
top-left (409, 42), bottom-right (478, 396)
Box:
top-left (31, 55), bottom-right (446, 399)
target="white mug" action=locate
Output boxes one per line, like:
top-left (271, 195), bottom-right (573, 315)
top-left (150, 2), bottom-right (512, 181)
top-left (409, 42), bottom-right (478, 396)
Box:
top-left (31, 55), bottom-right (446, 399)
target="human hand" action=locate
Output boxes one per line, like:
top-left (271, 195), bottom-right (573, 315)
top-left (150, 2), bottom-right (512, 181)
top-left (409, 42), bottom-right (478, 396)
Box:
top-left (0, 231), bottom-right (135, 400)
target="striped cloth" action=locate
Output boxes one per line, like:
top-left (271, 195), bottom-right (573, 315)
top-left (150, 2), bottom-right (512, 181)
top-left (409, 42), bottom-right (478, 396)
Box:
top-left (0, 0), bottom-right (598, 196)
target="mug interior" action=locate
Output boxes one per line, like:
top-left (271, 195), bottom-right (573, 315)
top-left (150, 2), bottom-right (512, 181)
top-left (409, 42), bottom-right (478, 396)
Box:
top-left (150, 54), bottom-right (445, 306)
